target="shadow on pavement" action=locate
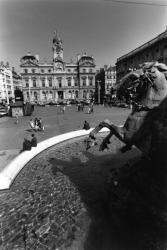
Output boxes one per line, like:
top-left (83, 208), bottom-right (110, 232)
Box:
top-left (50, 150), bottom-right (167, 250)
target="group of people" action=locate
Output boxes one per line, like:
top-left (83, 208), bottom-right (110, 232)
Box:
top-left (29, 117), bottom-right (44, 131)
top-left (20, 134), bottom-right (37, 152)
top-left (77, 103), bottom-right (84, 112)
top-left (77, 101), bottom-right (94, 114)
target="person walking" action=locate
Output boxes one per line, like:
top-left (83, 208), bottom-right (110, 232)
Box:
top-left (15, 111), bottom-right (19, 124)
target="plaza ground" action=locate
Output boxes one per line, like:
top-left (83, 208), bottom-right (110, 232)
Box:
top-left (0, 105), bottom-right (130, 170)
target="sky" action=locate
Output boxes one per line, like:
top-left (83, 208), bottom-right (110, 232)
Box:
top-left (0, 0), bottom-right (167, 72)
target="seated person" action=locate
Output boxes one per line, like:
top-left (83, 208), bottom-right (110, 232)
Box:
top-left (31, 134), bottom-right (37, 147)
top-left (21, 137), bottom-right (32, 152)
top-left (83, 120), bottom-right (90, 130)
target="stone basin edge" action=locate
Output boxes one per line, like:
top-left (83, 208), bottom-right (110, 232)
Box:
top-left (0, 127), bottom-right (111, 190)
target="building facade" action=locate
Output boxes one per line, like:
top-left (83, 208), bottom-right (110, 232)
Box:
top-left (12, 67), bottom-right (22, 91)
top-left (116, 29), bottom-right (167, 82)
top-left (95, 65), bottom-right (116, 103)
top-left (0, 62), bottom-right (14, 104)
top-left (20, 31), bottom-right (96, 103)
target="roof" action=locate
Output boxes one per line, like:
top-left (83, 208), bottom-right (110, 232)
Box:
top-left (117, 29), bottom-right (167, 62)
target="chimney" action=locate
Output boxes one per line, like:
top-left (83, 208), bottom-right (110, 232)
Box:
top-left (35, 54), bottom-right (39, 62)
top-left (77, 54), bottom-right (81, 62)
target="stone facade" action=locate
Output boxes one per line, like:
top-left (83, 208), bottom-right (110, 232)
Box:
top-left (20, 32), bottom-right (96, 103)
top-left (95, 65), bottom-right (116, 103)
top-left (116, 29), bottom-right (167, 82)
top-left (12, 67), bottom-right (22, 91)
top-left (0, 62), bottom-right (14, 104)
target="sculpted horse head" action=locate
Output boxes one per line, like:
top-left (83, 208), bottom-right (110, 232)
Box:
top-left (88, 62), bottom-right (167, 158)
top-left (117, 62), bottom-right (167, 109)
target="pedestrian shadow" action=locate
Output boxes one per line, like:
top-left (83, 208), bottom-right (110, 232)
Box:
top-left (49, 149), bottom-right (167, 250)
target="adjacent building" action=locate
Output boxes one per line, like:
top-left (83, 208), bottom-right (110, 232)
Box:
top-left (95, 65), bottom-right (116, 103)
top-left (116, 28), bottom-right (167, 81)
top-left (12, 67), bottom-right (22, 91)
top-left (0, 62), bottom-right (14, 104)
top-left (20, 31), bottom-right (96, 103)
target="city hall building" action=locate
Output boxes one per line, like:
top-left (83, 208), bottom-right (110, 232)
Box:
top-left (20, 32), bottom-right (96, 103)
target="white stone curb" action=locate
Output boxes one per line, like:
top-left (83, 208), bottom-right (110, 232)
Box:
top-left (0, 127), bottom-right (110, 190)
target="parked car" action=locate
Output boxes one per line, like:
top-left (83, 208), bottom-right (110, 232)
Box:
top-left (37, 101), bottom-right (45, 107)
top-left (69, 99), bottom-right (78, 105)
top-left (0, 106), bottom-right (8, 117)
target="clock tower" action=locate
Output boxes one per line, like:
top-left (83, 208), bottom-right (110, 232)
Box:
top-left (52, 31), bottom-right (64, 71)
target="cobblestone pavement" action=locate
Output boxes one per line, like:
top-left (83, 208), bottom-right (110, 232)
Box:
top-left (0, 134), bottom-right (140, 250)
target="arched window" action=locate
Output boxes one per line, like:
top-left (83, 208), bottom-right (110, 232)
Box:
top-left (41, 78), bottom-right (45, 87)
top-left (67, 78), bottom-right (71, 87)
top-left (82, 77), bottom-right (86, 86)
top-left (48, 78), bottom-right (52, 87)
top-left (34, 91), bottom-right (37, 100)
top-left (25, 78), bottom-right (29, 87)
top-left (74, 78), bottom-right (78, 86)
top-left (83, 90), bottom-right (87, 99)
top-left (89, 77), bottom-right (93, 86)
top-left (33, 78), bottom-right (36, 87)
top-left (57, 77), bottom-right (62, 88)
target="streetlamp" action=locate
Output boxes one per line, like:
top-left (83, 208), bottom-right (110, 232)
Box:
top-left (97, 80), bottom-right (101, 105)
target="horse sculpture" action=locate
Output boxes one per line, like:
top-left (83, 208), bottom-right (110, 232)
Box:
top-left (87, 62), bottom-right (167, 158)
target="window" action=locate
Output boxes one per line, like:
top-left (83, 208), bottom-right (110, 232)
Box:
top-left (83, 90), bottom-right (87, 98)
top-left (32, 69), bottom-right (36, 74)
top-left (24, 69), bottom-right (28, 74)
top-left (42, 78), bottom-right (45, 87)
top-left (82, 77), bottom-right (86, 86)
top-left (89, 69), bottom-right (92, 73)
top-left (74, 78), bottom-right (78, 86)
top-left (48, 69), bottom-right (51, 73)
top-left (41, 69), bottom-right (44, 73)
top-left (48, 78), bottom-right (52, 87)
top-left (33, 79), bottom-right (36, 87)
top-left (67, 69), bottom-right (71, 72)
top-left (75, 90), bottom-right (78, 98)
top-left (25, 79), bottom-right (29, 87)
top-left (83, 68), bottom-right (86, 73)
top-left (34, 92), bottom-right (37, 100)
top-left (67, 78), bottom-right (71, 87)
top-left (57, 78), bottom-right (62, 88)
top-left (89, 77), bottom-right (93, 86)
